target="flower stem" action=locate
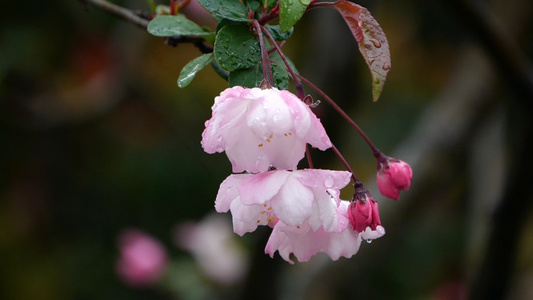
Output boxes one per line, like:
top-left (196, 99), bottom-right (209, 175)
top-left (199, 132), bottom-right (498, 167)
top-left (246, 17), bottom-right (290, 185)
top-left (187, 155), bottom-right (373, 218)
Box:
top-left (305, 144), bottom-right (314, 169)
top-left (252, 19), bottom-right (274, 88)
top-left (331, 143), bottom-right (360, 186)
top-left (260, 24), bottom-right (305, 99)
top-left (297, 74), bottom-right (383, 159)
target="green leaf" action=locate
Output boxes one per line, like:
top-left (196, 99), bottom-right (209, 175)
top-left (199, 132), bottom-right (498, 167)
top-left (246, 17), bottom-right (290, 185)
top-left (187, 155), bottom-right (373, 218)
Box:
top-left (229, 63), bottom-right (289, 90)
top-left (267, 0), bottom-right (278, 7)
top-left (214, 25), bottom-right (261, 71)
top-left (279, 0), bottom-right (309, 32)
top-left (245, 0), bottom-right (261, 11)
top-left (271, 64), bottom-right (289, 89)
top-left (147, 15), bottom-right (214, 38)
top-left (178, 53), bottom-right (214, 88)
top-left (197, 0), bottom-right (249, 21)
top-left (265, 25), bottom-right (294, 41)
top-left (210, 60), bottom-right (230, 81)
top-left (333, 0), bottom-right (391, 101)
top-left (229, 64), bottom-right (262, 88)
top-left (216, 18), bottom-right (247, 33)
top-left (270, 51), bottom-right (299, 76)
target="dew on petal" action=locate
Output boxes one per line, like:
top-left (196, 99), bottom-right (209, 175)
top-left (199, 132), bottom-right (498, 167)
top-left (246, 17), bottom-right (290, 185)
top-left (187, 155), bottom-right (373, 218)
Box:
top-left (324, 176), bottom-right (334, 188)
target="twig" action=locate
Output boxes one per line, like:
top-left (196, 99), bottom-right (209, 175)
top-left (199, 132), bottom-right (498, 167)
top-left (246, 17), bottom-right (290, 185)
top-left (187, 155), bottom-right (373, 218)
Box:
top-left (296, 74), bottom-right (381, 159)
top-left (79, 0), bottom-right (213, 53)
top-left (79, 0), bottom-right (150, 28)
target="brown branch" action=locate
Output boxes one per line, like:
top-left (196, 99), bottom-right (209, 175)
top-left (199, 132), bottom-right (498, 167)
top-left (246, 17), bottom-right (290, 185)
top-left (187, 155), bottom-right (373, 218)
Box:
top-left (79, 0), bottom-right (150, 29)
top-left (78, 0), bottom-right (213, 53)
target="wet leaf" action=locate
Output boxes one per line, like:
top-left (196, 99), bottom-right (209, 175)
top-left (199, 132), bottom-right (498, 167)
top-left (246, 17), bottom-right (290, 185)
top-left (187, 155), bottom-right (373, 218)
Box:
top-left (214, 25), bottom-right (261, 71)
top-left (147, 15), bottom-right (214, 38)
top-left (197, 0), bottom-right (249, 21)
top-left (270, 51), bottom-right (299, 76)
top-left (229, 63), bottom-right (288, 90)
top-left (333, 0), bottom-right (391, 101)
top-left (279, 0), bottom-right (309, 32)
top-left (265, 24), bottom-right (294, 41)
top-left (178, 53), bottom-right (214, 88)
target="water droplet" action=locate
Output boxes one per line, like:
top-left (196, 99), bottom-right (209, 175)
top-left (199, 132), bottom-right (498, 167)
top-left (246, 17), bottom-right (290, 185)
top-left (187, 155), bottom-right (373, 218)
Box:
top-left (365, 239), bottom-right (372, 244)
top-left (324, 176), bottom-right (334, 188)
top-left (382, 63), bottom-right (391, 71)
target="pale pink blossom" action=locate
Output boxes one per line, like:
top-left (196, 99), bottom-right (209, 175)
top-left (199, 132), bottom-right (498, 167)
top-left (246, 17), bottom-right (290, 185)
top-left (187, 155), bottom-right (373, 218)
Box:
top-left (215, 169), bottom-right (351, 236)
top-left (202, 86), bottom-right (331, 173)
top-left (116, 229), bottom-right (168, 287)
top-left (265, 200), bottom-right (385, 263)
top-left (377, 159), bottom-right (413, 200)
top-left (175, 214), bottom-right (248, 286)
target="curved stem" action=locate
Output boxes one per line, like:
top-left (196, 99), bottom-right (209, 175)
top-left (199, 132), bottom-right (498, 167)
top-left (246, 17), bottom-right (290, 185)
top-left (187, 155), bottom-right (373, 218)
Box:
top-left (260, 24), bottom-right (305, 99)
top-left (297, 74), bottom-right (382, 159)
top-left (331, 143), bottom-right (359, 185)
top-left (79, 0), bottom-right (149, 28)
top-left (305, 144), bottom-right (314, 169)
top-left (252, 19), bottom-right (274, 88)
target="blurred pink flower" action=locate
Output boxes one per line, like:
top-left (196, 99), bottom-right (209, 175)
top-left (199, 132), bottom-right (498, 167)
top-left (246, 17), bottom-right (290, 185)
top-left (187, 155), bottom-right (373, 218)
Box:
top-left (175, 214), bottom-right (248, 286)
top-left (265, 200), bottom-right (385, 263)
top-left (215, 169), bottom-right (351, 236)
top-left (377, 159), bottom-right (413, 200)
top-left (116, 229), bottom-right (168, 287)
top-left (202, 86), bottom-right (331, 173)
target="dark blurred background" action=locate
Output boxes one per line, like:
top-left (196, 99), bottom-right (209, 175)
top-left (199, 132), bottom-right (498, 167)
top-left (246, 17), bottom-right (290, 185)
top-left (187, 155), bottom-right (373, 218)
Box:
top-left (1, 0), bottom-right (532, 299)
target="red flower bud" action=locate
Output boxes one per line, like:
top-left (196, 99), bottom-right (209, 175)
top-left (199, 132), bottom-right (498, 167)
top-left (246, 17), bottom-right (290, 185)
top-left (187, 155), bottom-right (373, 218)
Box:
top-left (377, 159), bottom-right (413, 200)
top-left (348, 196), bottom-right (381, 233)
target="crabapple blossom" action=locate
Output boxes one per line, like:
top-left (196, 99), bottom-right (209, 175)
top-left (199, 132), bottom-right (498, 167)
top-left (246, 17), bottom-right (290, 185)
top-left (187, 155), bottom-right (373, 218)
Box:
top-left (377, 158), bottom-right (413, 200)
top-left (215, 169), bottom-right (352, 236)
top-left (175, 214), bottom-right (248, 285)
top-left (201, 86), bottom-right (332, 173)
top-left (265, 200), bottom-right (385, 263)
top-left (116, 229), bottom-right (168, 287)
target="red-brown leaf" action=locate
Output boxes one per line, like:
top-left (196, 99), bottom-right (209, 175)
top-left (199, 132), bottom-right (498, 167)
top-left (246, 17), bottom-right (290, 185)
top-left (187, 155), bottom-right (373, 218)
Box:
top-left (333, 0), bottom-right (391, 101)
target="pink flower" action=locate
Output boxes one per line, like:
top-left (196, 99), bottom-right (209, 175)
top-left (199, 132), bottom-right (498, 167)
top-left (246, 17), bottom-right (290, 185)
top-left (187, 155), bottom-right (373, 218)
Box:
top-left (265, 200), bottom-right (385, 263)
top-left (175, 214), bottom-right (248, 286)
top-left (116, 229), bottom-right (168, 287)
top-left (348, 197), bottom-right (382, 233)
top-left (215, 169), bottom-right (352, 236)
top-left (202, 86), bottom-right (332, 173)
top-left (377, 159), bottom-right (413, 200)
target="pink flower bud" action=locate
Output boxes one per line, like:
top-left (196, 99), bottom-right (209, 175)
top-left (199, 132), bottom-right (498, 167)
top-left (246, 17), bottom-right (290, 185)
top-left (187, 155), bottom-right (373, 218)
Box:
top-left (377, 159), bottom-right (413, 200)
top-left (116, 229), bottom-right (168, 287)
top-left (348, 197), bottom-right (381, 233)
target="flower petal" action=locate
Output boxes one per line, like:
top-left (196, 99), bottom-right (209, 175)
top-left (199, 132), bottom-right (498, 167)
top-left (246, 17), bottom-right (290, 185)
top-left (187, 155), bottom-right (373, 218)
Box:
top-left (237, 170), bottom-right (290, 205)
top-left (215, 174), bottom-right (251, 213)
top-left (271, 174), bottom-right (314, 226)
